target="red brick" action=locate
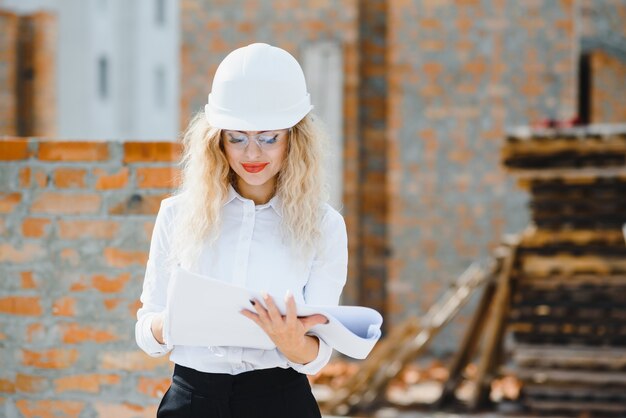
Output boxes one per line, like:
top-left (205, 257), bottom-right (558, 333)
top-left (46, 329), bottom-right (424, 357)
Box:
top-left (31, 192), bottom-right (101, 214)
top-left (55, 374), bottom-right (120, 394)
top-left (136, 166), bottom-right (180, 188)
top-left (52, 296), bottom-right (75, 316)
top-left (58, 220), bottom-right (120, 240)
top-left (21, 217), bottom-right (51, 237)
top-left (26, 323), bottom-right (44, 343)
top-left (108, 193), bottom-right (166, 215)
top-left (0, 138), bottom-right (31, 160)
top-left (22, 348), bottom-right (79, 368)
top-left (69, 276), bottom-right (89, 292)
top-left (15, 166), bottom-right (47, 188)
top-left (94, 167), bottom-right (129, 190)
top-left (0, 192), bottom-right (21, 213)
top-left (33, 170), bottom-right (49, 187)
top-left (38, 141), bottom-right (109, 161)
top-left (128, 299), bottom-right (142, 318)
top-left (15, 374), bottom-right (47, 393)
top-left (123, 142), bottom-right (182, 163)
top-left (419, 18), bottom-right (441, 29)
top-left (422, 61), bottom-right (443, 77)
top-left (0, 296), bottom-right (42, 315)
top-left (0, 378), bottom-right (15, 393)
top-left (15, 399), bottom-right (84, 418)
top-left (92, 272), bottom-right (131, 293)
top-left (103, 298), bottom-right (122, 311)
top-left (61, 323), bottom-right (118, 344)
top-left (94, 402), bottom-right (157, 418)
top-left (137, 376), bottom-right (170, 398)
top-left (103, 248), bottom-right (148, 268)
top-left (20, 271), bottom-right (37, 289)
top-left (53, 168), bottom-right (87, 188)
top-left (59, 248), bottom-right (80, 266)
top-left (18, 167), bottom-right (31, 187)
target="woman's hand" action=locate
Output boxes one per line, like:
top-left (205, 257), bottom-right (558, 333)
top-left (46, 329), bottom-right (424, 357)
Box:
top-left (150, 313), bottom-right (165, 344)
top-left (241, 291), bottom-right (328, 364)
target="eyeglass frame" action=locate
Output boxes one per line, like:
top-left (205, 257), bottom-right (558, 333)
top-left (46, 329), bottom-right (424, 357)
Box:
top-left (221, 128), bottom-right (292, 150)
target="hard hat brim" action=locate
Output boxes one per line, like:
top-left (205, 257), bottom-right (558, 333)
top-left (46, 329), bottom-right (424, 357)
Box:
top-left (205, 99), bottom-right (313, 131)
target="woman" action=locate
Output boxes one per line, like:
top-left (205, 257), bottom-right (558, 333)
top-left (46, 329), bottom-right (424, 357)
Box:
top-left (135, 43), bottom-right (348, 417)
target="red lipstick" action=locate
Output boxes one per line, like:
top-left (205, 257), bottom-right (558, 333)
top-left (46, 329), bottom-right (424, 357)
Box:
top-left (242, 162), bottom-right (269, 173)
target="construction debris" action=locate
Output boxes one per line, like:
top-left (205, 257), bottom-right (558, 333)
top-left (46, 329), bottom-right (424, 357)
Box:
top-left (502, 123), bottom-right (626, 416)
top-left (320, 261), bottom-right (499, 415)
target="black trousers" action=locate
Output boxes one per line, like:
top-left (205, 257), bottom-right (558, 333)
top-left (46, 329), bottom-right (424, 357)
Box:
top-left (157, 364), bottom-right (322, 418)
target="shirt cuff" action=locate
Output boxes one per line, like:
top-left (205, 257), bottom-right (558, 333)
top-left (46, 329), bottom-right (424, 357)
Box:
top-left (286, 336), bottom-right (332, 375)
top-left (135, 312), bottom-right (171, 357)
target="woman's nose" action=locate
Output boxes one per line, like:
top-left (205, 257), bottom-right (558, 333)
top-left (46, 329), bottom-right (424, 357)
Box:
top-left (244, 138), bottom-right (263, 158)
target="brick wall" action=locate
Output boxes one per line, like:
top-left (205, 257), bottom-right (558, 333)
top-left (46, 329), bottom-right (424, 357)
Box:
top-left (179, 0), bottom-right (362, 303)
top-left (386, 0), bottom-right (577, 352)
top-left (0, 138), bottom-right (180, 416)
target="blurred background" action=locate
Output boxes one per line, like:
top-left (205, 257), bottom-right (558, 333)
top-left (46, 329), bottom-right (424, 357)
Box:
top-left (0, 0), bottom-right (625, 417)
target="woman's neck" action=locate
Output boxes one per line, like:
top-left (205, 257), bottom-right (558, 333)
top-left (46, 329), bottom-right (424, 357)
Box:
top-left (234, 178), bottom-right (276, 205)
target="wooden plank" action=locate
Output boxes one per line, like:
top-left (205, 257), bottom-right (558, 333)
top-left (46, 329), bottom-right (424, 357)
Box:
top-left (509, 167), bottom-right (626, 182)
top-left (507, 367), bottom-right (626, 384)
top-left (435, 276), bottom-right (498, 407)
top-left (468, 242), bottom-right (518, 409)
top-left (520, 255), bottom-right (626, 276)
top-left (502, 138), bottom-right (626, 157)
top-left (505, 124), bottom-right (626, 142)
top-left (524, 399), bottom-right (626, 414)
top-left (514, 274), bottom-right (626, 287)
top-left (512, 344), bottom-right (626, 369)
top-left (519, 226), bottom-right (626, 247)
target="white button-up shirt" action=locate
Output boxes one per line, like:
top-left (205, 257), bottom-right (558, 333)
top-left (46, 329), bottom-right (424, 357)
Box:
top-left (135, 186), bottom-right (348, 375)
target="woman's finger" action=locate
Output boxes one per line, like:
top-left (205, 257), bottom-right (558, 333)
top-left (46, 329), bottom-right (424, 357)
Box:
top-left (251, 298), bottom-right (271, 325)
top-left (299, 314), bottom-right (328, 332)
top-left (284, 290), bottom-right (297, 326)
top-left (262, 292), bottom-right (283, 323)
top-left (240, 309), bottom-right (261, 325)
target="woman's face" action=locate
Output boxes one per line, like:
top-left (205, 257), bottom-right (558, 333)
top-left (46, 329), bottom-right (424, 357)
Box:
top-left (222, 129), bottom-right (289, 191)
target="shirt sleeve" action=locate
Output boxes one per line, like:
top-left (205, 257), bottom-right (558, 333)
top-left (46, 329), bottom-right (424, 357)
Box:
top-left (287, 207), bottom-right (348, 375)
top-left (135, 199), bottom-right (175, 357)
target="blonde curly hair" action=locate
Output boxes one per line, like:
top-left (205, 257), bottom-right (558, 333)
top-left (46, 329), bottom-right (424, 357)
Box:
top-left (169, 112), bottom-right (329, 270)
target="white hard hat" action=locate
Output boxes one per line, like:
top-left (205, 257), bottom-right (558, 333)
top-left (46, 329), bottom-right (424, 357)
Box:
top-left (205, 43), bottom-right (313, 131)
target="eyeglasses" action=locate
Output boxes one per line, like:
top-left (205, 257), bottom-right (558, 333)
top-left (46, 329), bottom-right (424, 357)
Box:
top-left (223, 130), bottom-right (289, 151)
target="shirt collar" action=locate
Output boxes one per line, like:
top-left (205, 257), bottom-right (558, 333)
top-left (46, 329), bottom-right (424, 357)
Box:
top-left (226, 184), bottom-right (283, 218)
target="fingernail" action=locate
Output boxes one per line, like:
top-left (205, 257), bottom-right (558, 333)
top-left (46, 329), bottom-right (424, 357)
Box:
top-left (262, 291), bottom-right (269, 300)
top-left (284, 289), bottom-right (292, 300)
top-left (249, 299), bottom-right (256, 305)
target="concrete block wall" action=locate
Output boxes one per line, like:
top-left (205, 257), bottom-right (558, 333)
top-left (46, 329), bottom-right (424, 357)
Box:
top-left (0, 138), bottom-right (180, 416)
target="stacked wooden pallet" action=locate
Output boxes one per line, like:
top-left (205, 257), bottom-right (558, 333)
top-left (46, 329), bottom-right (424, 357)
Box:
top-left (502, 123), bottom-right (626, 416)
